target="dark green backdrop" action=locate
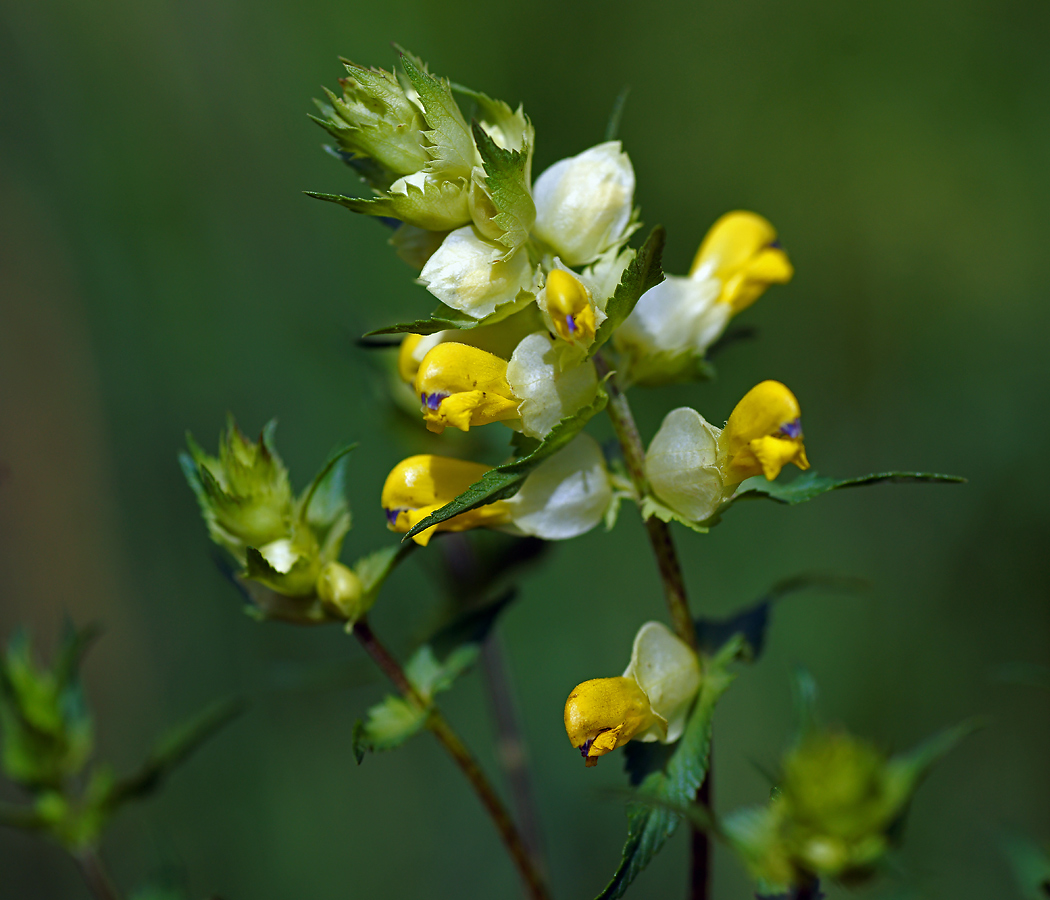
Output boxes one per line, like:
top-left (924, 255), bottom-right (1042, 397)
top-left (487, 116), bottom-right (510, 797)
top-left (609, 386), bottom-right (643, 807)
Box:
top-left (1, 0), bottom-right (1048, 897)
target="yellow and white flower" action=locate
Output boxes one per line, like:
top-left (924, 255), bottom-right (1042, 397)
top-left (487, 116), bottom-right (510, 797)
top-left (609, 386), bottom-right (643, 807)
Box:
top-left (645, 380), bottom-right (810, 524)
top-left (615, 212), bottom-right (793, 385)
top-left (564, 622), bottom-right (701, 767)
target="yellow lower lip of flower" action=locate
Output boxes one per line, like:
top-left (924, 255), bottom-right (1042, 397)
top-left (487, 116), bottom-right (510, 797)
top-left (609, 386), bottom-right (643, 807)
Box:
top-left (719, 247), bottom-right (794, 313)
top-left (414, 342), bottom-right (521, 433)
top-left (381, 454), bottom-right (513, 545)
top-left (563, 676), bottom-right (660, 767)
top-left (720, 380), bottom-right (809, 483)
top-left (545, 269), bottom-right (596, 344)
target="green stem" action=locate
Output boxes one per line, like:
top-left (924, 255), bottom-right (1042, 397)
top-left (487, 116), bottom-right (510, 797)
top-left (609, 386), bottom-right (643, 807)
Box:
top-left (74, 847), bottom-right (122, 900)
top-left (595, 352), bottom-right (710, 900)
top-left (352, 619), bottom-right (551, 900)
top-left (595, 353), bottom-right (697, 650)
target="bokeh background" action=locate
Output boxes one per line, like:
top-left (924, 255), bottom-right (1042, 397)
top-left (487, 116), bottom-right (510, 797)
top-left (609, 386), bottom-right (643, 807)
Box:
top-left (2, 0), bottom-right (1048, 897)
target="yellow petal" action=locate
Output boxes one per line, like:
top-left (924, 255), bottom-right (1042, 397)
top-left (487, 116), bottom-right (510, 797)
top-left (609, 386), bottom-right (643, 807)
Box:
top-left (397, 334), bottom-right (426, 384)
top-left (563, 676), bottom-right (662, 767)
top-left (689, 211), bottom-right (793, 313)
top-left (544, 269), bottom-right (596, 344)
top-left (414, 342), bottom-right (521, 432)
top-left (719, 380), bottom-right (809, 484)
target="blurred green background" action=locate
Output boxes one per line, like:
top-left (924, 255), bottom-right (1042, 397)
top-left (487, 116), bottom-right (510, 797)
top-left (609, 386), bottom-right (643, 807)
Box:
top-left (1, 0), bottom-right (1048, 897)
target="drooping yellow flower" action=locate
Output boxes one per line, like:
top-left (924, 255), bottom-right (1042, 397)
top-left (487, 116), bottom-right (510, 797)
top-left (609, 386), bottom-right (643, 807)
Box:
top-left (541, 269), bottom-right (597, 345)
top-left (563, 622), bottom-right (701, 767)
top-left (719, 380), bottom-right (809, 484)
top-left (381, 455), bottom-right (513, 546)
top-left (564, 677), bottom-right (661, 768)
top-left (690, 211), bottom-right (794, 314)
top-left (413, 342), bottom-right (521, 433)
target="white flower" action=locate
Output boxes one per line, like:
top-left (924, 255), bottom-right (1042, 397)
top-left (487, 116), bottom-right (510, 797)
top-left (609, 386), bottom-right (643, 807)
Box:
top-left (505, 332), bottom-right (599, 438)
top-left (418, 226), bottom-right (536, 319)
top-left (644, 407), bottom-right (726, 523)
top-left (622, 621), bottom-right (702, 743)
top-left (531, 141), bottom-right (636, 266)
top-left (506, 434), bottom-right (612, 539)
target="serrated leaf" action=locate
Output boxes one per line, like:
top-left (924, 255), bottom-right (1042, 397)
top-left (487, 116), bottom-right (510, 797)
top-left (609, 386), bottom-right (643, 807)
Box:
top-left (471, 121), bottom-right (535, 254)
top-left (364, 290), bottom-right (533, 337)
top-left (695, 574), bottom-right (867, 661)
top-left (596, 637), bottom-right (743, 900)
top-left (730, 470), bottom-right (966, 507)
top-left (589, 227), bottom-right (665, 357)
top-left (353, 695), bottom-right (428, 762)
top-left (399, 54), bottom-right (475, 177)
top-left (405, 389), bottom-right (608, 540)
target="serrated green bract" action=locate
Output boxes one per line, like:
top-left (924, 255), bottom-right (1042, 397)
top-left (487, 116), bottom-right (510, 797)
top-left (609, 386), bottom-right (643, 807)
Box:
top-left (595, 636), bottom-right (744, 900)
top-left (589, 227), bottom-right (665, 358)
top-left (352, 697), bottom-right (428, 763)
top-left (470, 121), bottom-right (535, 255)
top-left (404, 389), bottom-right (609, 540)
top-left (400, 55), bottom-right (475, 179)
top-left (365, 289), bottom-right (536, 337)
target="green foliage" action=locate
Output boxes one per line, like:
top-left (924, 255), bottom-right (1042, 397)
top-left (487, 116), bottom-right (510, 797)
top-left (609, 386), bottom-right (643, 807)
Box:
top-left (399, 54), bottom-right (475, 178)
top-left (730, 470), bottom-right (966, 508)
top-left (595, 635), bottom-right (744, 900)
top-left (1003, 834), bottom-right (1050, 900)
top-left (405, 388), bottom-right (609, 540)
top-left (589, 227), bottom-right (665, 357)
top-left (471, 121), bottom-right (535, 254)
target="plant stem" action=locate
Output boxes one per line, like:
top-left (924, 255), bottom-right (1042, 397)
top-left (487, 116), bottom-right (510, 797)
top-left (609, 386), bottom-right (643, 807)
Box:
top-left (74, 847), bottom-right (122, 900)
top-left (352, 619), bottom-right (551, 900)
top-left (595, 352), bottom-right (710, 900)
top-left (594, 353), bottom-right (697, 650)
top-left (480, 629), bottom-right (547, 875)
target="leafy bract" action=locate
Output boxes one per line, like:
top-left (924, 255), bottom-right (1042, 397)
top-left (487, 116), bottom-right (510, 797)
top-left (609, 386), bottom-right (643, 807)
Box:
top-left (596, 635), bottom-right (744, 900)
top-left (731, 470), bottom-right (966, 507)
top-left (404, 389), bottom-right (609, 540)
top-left (589, 226), bottom-right (665, 357)
top-left (365, 290), bottom-right (534, 337)
top-left (471, 121), bottom-right (535, 255)
top-left (399, 54), bottom-right (475, 177)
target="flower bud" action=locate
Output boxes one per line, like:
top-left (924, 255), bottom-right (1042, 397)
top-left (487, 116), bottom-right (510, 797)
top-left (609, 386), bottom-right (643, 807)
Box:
top-left (538, 269), bottom-right (600, 345)
top-left (718, 380), bottom-right (809, 484)
top-left (381, 455), bottom-right (513, 546)
top-left (181, 420), bottom-right (293, 562)
top-left (563, 621), bottom-right (700, 767)
top-left (316, 561), bottom-right (366, 621)
top-left (418, 226), bottom-right (536, 320)
top-left (531, 142), bottom-right (635, 266)
top-left (689, 211), bottom-right (793, 313)
top-left (413, 342), bottom-right (521, 433)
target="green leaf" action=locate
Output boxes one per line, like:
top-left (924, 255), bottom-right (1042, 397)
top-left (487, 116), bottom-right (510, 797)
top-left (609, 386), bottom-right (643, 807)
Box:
top-left (399, 54), bottom-right (474, 177)
top-left (888, 717), bottom-right (982, 791)
top-left (298, 442), bottom-right (356, 530)
top-left (640, 494), bottom-right (710, 534)
top-left (730, 470), bottom-right (966, 507)
top-left (589, 226), bottom-right (665, 357)
top-left (596, 637), bottom-right (742, 900)
top-left (106, 696), bottom-right (246, 810)
top-left (364, 290), bottom-right (533, 337)
top-left (353, 544), bottom-right (413, 598)
top-left (471, 121), bottom-right (535, 254)
top-left (405, 388), bottom-right (609, 540)
top-left (695, 574), bottom-right (867, 661)
top-left (1003, 834), bottom-right (1050, 900)
top-left (352, 696), bottom-right (428, 763)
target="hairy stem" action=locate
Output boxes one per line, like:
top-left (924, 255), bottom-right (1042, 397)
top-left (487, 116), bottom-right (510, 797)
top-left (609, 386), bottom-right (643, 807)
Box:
top-left (74, 847), bottom-right (122, 900)
top-left (352, 619), bottom-right (551, 900)
top-left (595, 352), bottom-right (710, 900)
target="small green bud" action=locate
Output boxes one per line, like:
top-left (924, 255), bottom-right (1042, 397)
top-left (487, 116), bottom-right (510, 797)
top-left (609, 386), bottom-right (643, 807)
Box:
top-left (316, 561), bottom-right (366, 621)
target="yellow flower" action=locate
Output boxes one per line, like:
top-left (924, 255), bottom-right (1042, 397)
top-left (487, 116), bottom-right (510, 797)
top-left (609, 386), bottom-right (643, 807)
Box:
top-left (381, 455), bottom-right (513, 546)
top-left (564, 677), bottom-right (661, 768)
top-left (413, 342), bottom-right (521, 433)
top-left (718, 380), bottom-right (809, 484)
top-left (540, 269), bottom-right (598, 345)
top-left (563, 622), bottom-right (701, 767)
top-left (689, 211), bottom-right (794, 314)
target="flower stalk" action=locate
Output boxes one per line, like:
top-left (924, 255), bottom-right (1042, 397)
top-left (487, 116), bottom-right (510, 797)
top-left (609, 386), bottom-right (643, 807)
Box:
top-left (351, 619), bottom-right (551, 900)
top-left (74, 848), bottom-right (122, 900)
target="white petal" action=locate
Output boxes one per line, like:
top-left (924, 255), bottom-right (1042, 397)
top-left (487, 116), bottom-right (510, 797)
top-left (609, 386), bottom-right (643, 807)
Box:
top-left (531, 141), bottom-right (635, 266)
top-left (258, 538), bottom-right (298, 574)
top-left (617, 275), bottom-right (723, 357)
top-left (419, 226), bottom-right (535, 318)
top-left (506, 332), bottom-right (599, 438)
top-left (507, 434), bottom-right (611, 540)
top-left (623, 621), bottom-right (701, 743)
top-left (645, 407), bottom-right (725, 522)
